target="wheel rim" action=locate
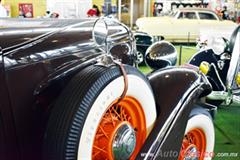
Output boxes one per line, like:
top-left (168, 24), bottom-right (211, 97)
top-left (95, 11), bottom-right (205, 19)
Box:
top-left (92, 96), bottom-right (146, 160)
top-left (137, 51), bottom-right (144, 64)
top-left (179, 128), bottom-right (206, 160)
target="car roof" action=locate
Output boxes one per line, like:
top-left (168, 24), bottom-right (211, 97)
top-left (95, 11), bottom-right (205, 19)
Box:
top-left (178, 8), bottom-right (216, 13)
top-left (177, 8), bottom-right (222, 20)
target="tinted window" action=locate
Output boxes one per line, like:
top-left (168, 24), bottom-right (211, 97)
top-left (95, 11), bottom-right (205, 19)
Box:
top-left (199, 13), bottom-right (217, 20)
top-left (178, 12), bottom-right (197, 19)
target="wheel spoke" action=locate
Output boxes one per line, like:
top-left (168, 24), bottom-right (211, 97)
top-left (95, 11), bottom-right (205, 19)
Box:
top-left (112, 106), bottom-right (122, 120)
top-left (120, 106), bottom-right (124, 121)
top-left (92, 150), bottom-right (101, 158)
top-left (99, 125), bottom-right (109, 139)
top-left (93, 145), bottom-right (107, 154)
top-left (109, 110), bottom-right (116, 127)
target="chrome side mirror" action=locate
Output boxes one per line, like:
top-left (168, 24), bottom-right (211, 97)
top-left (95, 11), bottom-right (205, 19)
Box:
top-left (145, 41), bottom-right (177, 70)
top-left (93, 18), bottom-right (108, 46)
top-left (93, 18), bottom-right (136, 66)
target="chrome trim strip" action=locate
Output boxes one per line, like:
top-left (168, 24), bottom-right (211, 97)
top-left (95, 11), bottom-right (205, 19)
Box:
top-left (226, 32), bottom-right (240, 89)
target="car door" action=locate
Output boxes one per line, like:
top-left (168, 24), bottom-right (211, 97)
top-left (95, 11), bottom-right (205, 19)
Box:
top-left (198, 11), bottom-right (231, 38)
top-left (172, 11), bottom-right (199, 43)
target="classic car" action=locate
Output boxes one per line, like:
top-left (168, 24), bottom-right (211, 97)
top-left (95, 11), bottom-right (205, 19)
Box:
top-left (0, 18), bottom-right (215, 160)
top-left (189, 25), bottom-right (240, 106)
top-left (136, 8), bottom-right (237, 43)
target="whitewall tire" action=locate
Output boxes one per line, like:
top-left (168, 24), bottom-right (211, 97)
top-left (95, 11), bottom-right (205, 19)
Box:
top-left (179, 107), bottom-right (215, 160)
top-left (43, 65), bottom-right (156, 160)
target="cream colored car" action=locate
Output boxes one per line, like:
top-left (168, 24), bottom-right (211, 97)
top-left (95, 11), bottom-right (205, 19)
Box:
top-left (136, 8), bottom-right (237, 43)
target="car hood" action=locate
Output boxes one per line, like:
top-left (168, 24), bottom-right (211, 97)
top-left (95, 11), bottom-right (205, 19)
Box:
top-left (136, 16), bottom-right (172, 26)
top-left (0, 18), bottom-right (96, 50)
top-left (1, 18), bottom-right (133, 69)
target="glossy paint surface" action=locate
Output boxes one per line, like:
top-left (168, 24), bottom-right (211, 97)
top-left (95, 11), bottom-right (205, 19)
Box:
top-left (137, 67), bottom-right (211, 159)
top-left (0, 19), bottom-right (135, 160)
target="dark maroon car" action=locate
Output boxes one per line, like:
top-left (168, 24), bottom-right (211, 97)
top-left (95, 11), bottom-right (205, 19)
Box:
top-left (0, 18), bottom-right (215, 160)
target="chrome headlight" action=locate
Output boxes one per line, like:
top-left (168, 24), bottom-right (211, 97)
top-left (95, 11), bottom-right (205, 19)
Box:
top-left (145, 41), bottom-right (177, 70)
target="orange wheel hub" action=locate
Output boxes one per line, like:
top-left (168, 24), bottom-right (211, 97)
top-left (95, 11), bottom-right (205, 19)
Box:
top-left (179, 128), bottom-right (206, 160)
top-left (92, 96), bottom-right (146, 160)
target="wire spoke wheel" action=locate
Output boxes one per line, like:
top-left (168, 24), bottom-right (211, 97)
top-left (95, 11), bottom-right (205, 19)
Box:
top-left (179, 107), bottom-right (215, 160)
top-left (92, 96), bottom-right (146, 160)
top-left (179, 128), bottom-right (206, 160)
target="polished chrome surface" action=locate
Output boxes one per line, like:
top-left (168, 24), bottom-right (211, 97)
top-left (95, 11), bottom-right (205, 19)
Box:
top-left (112, 123), bottom-right (136, 160)
top-left (183, 145), bottom-right (198, 160)
top-left (136, 50), bottom-right (144, 64)
top-left (92, 19), bottom-right (108, 46)
top-left (145, 41), bottom-right (177, 70)
top-left (217, 60), bottom-right (225, 70)
top-left (220, 52), bottom-right (231, 60)
top-left (226, 26), bottom-right (240, 90)
top-left (96, 55), bottom-right (115, 67)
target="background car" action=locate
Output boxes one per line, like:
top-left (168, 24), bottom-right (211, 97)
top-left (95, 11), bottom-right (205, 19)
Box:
top-left (136, 8), bottom-right (237, 43)
top-left (189, 25), bottom-right (240, 106)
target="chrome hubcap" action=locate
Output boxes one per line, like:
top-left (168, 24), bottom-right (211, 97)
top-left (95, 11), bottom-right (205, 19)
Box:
top-left (184, 145), bottom-right (198, 160)
top-left (112, 123), bottom-right (136, 160)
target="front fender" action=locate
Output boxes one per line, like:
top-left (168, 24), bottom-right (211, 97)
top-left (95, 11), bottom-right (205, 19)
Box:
top-left (189, 49), bottom-right (229, 91)
top-left (137, 67), bottom-right (211, 160)
top-left (189, 49), bottom-right (218, 66)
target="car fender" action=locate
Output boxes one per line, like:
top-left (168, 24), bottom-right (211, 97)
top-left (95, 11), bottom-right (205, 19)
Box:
top-left (189, 48), bottom-right (219, 66)
top-left (136, 67), bottom-right (211, 159)
top-left (33, 54), bottom-right (101, 96)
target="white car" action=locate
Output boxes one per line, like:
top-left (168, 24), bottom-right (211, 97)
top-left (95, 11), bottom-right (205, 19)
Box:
top-left (136, 8), bottom-right (237, 43)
